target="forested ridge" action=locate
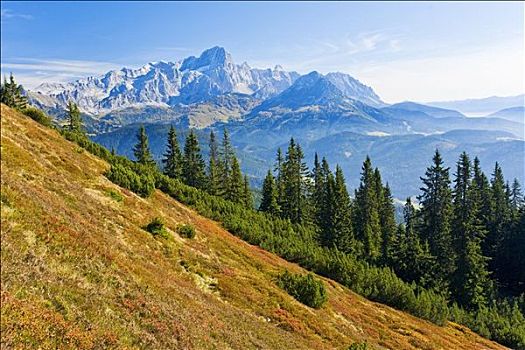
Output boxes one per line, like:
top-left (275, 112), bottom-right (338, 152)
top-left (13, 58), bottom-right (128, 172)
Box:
top-left (2, 75), bottom-right (525, 349)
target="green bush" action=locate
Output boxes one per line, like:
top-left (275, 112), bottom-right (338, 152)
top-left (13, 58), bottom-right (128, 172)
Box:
top-left (106, 189), bottom-right (123, 202)
top-left (277, 271), bottom-right (327, 309)
top-left (348, 341), bottom-right (372, 350)
top-left (104, 163), bottom-right (155, 198)
top-left (144, 217), bottom-right (169, 239)
top-left (177, 224), bottom-right (196, 239)
top-left (23, 107), bottom-right (53, 127)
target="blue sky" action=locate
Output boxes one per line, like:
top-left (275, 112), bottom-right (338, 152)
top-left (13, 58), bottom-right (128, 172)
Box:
top-left (1, 1), bottom-right (523, 102)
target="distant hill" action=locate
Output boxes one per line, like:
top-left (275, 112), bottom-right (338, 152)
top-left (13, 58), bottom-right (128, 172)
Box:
top-left (387, 102), bottom-right (465, 119)
top-left (428, 94), bottom-right (525, 116)
top-left (486, 106), bottom-right (524, 124)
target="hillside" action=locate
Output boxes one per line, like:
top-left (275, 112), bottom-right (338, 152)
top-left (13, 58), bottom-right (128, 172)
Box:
top-left (0, 105), bottom-right (508, 349)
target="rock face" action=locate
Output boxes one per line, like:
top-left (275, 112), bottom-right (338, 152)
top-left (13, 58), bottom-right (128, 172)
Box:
top-left (29, 46), bottom-right (383, 116)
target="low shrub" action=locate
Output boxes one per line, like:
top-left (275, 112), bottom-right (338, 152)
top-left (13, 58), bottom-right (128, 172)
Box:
top-left (106, 189), bottom-right (123, 202)
top-left (144, 217), bottom-right (169, 239)
top-left (177, 224), bottom-right (196, 239)
top-left (23, 107), bottom-right (53, 127)
top-left (348, 341), bottom-right (372, 350)
top-left (277, 270), bottom-right (327, 309)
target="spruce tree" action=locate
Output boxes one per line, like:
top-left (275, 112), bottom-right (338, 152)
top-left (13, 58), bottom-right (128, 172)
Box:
top-left (353, 156), bottom-right (382, 262)
top-left (452, 152), bottom-right (493, 309)
top-left (207, 130), bottom-right (221, 195)
top-left (260, 170), bottom-right (280, 215)
top-left (67, 101), bottom-right (84, 134)
top-left (0, 73), bottom-right (28, 110)
top-left (485, 162), bottom-right (511, 273)
top-left (330, 165), bottom-right (354, 252)
top-left (379, 183), bottom-right (398, 265)
top-left (227, 155), bottom-right (244, 203)
top-left (219, 129), bottom-right (235, 197)
top-left (394, 198), bottom-right (435, 285)
top-left (274, 147), bottom-right (285, 211)
top-left (417, 149), bottom-right (455, 290)
top-left (313, 156), bottom-right (331, 239)
top-left (243, 175), bottom-right (253, 208)
top-left (182, 130), bottom-right (206, 189)
top-left (510, 178), bottom-right (524, 212)
top-left (133, 125), bottom-right (155, 167)
top-left (281, 139), bottom-right (310, 224)
top-left (162, 125), bottom-right (183, 180)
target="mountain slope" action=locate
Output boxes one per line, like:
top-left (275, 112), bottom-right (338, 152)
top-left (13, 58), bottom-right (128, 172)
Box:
top-left (0, 106), bottom-right (508, 349)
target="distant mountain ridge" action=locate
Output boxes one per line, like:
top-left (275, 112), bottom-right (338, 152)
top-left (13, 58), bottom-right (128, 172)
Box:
top-left (428, 94), bottom-right (525, 116)
top-left (29, 46), bottom-right (384, 116)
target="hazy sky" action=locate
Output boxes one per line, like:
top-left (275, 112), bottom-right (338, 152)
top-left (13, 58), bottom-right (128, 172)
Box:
top-left (1, 1), bottom-right (523, 103)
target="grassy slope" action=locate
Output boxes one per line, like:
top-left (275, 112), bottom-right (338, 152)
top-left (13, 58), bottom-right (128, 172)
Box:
top-left (0, 105), bottom-right (507, 350)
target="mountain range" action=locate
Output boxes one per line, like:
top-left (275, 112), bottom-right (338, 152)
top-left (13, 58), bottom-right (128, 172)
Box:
top-left (27, 46), bottom-right (525, 199)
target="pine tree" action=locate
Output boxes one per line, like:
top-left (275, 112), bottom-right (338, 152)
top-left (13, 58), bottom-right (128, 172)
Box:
top-left (219, 129), bottom-right (235, 197)
top-left (227, 156), bottom-right (244, 203)
top-left (451, 152), bottom-right (493, 309)
top-left (313, 156), bottom-right (331, 238)
top-left (394, 198), bottom-right (435, 285)
top-left (259, 170), bottom-right (280, 215)
top-left (330, 165), bottom-right (354, 252)
top-left (353, 156), bottom-right (382, 262)
top-left (133, 125), bottom-right (155, 167)
top-left (207, 130), bottom-right (221, 195)
top-left (274, 147), bottom-right (285, 211)
top-left (0, 73), bottom-right (28, 110)
top-left (162, 125), bottom-right (183, 180)
top-left (67, 101), bottom-right (84, 134)
top-left (281, 139), bottom-right (310, 224)
top-left (485, 162), bottom-right (511, 273)
top-left (243, 175), bottom-right (253, 208)
top-left (510, 178), bottom-right (524, 212)
top-left (379, 183), bottom-right (397, 265)
top-left (417, 149), bottom-right (455, 290)
top-left (182, 130), bottom-right (206, 189)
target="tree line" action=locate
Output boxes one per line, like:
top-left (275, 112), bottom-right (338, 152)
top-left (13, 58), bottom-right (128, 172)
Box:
top-left (260, 139), bottom-right (524, 310)
top-left (133, 124), bottom-right (253, 207)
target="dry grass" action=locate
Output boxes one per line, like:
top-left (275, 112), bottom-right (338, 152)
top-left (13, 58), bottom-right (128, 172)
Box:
top-left (0, 105), bottom-right (508, 349)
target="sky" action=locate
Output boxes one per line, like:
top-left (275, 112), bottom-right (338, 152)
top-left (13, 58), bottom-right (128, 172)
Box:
top-left (1, 1), bottom-right (523, 103)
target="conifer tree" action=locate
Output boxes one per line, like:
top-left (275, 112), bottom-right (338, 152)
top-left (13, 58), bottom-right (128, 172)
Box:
top-left (67, 101), bottom-right (84, 134)
top-left (353, 156), bottom-right (382, 262)
top-left (219, 129), bottom-right (235, 196)
top-left (182, 130), bottom-right (206, 189)
top-left (243, 175), bottom-right (253, 208)
top-left (451, 152), bottom-right (493, 309)
top-left (207, 130), bottom-right (221, 195)
top-left (281, 139), bottom-right (310, 224)
top-left (162, 125), bottom-right (183, 180)
top-left (274, 147), bottom-right (285, 211)
top-left (133, 125), bottom-right (155, 167)
top-left (417, 150), bottom-right (455, 289)
top-left (0, 73), bottom-right (28, 110)
top-left (379, 183), bottom-right (397, 265)
top-left (260, 170), bottom-right (280, 215)
top-left (330, 165), bottom-right (354, 252)
top-left (484, 162), bottom-right (511, 272)
top-left (227, 155), bottom-right (244, 203)
top-left (394, 198), bottom-right (434, 285)
top-left (510, 178), bottom-right (524, 212)
top-left (472, 157), bottom-right (492, 231)
top-left (312, 156), bottom-right (331, 236)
